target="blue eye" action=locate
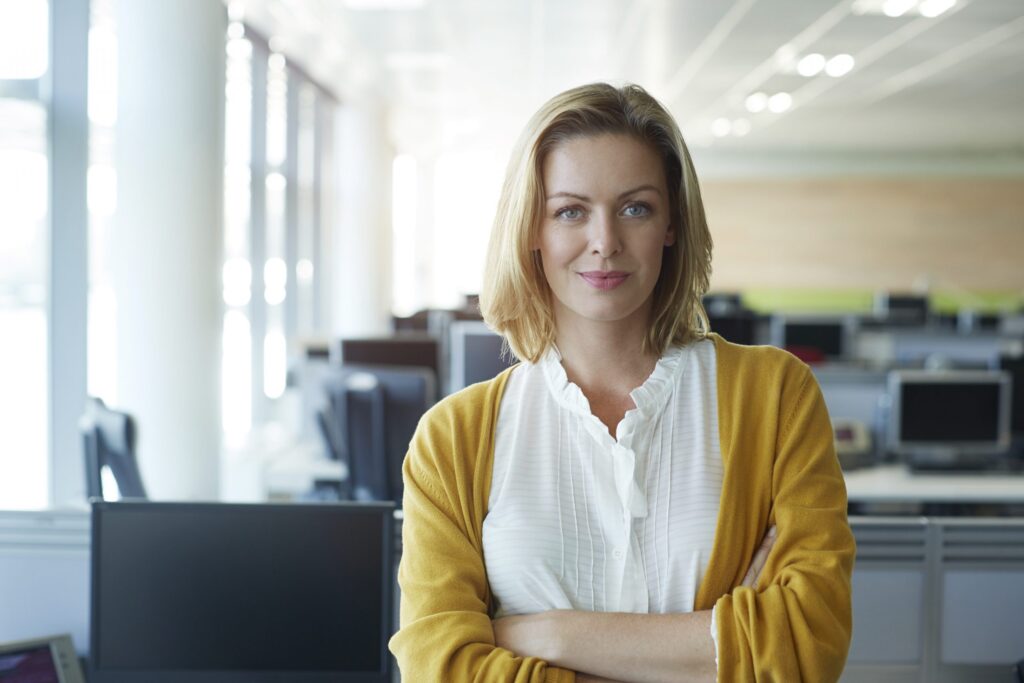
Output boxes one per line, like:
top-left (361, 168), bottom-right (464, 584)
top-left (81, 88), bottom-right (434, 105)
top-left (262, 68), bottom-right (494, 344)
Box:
top-left (555, 207), bottom-right (584, 221)
top-left (623, 202), bottom-right (651, 218)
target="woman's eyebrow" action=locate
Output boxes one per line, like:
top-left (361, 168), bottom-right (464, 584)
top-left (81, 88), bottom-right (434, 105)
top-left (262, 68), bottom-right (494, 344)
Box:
top-left (545, 185), bottom-right (662, 202)
top-left (617, 184), bottom-right (662, 199)
top-left (545, 191), bottom-right (590, 202)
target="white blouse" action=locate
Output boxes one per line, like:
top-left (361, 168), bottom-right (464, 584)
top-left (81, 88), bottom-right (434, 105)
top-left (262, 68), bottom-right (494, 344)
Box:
top-left (483, 339), bottom-right (724, 628)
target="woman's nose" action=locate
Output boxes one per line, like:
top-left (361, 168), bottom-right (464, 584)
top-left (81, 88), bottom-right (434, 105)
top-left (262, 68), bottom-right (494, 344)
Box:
top-left (588, 212), bottom-right (622, 258)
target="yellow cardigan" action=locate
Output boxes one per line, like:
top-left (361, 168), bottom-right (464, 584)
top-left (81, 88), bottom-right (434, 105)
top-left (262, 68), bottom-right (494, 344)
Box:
top-left (389, 334), bottom-right (855, 682)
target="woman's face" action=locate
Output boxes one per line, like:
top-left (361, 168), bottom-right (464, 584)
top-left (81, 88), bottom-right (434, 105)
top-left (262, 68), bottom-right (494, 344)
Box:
top-left (536, 133), bottom-right (674, 332)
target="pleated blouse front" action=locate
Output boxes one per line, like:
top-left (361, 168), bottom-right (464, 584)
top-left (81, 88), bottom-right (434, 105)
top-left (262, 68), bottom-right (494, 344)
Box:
top-left (482, 338), bottom-right (724, 619)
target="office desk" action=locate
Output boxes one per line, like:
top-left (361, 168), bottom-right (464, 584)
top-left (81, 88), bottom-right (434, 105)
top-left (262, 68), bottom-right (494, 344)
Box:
top-left (845, 465), bottom-right (1024, 504)
top-left (844, 464), bottom-right (1024, 516)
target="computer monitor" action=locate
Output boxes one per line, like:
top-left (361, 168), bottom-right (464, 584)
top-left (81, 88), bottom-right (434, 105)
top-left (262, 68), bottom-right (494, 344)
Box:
top-left (702, 292), bottom-right (743, 316)
top-left (322, 366), bottom-right (436, 502)
top-left (89, 501), bottom-right (395, 683)
top-left (995, 354), bottom-right (1024, 439)
top-left (449, 321), bottom-right (518, 393)
top-left (887, 370), bottom-right (1011, 463)
top-left (391, 310), bottom-right (430, 334)
top-left (707, 311), bottom-right (758, 346)
top-left (335, 336), bottom-right (439, 380)
top-left (874, 293), bottom-right (929, 325)
top-left (770, 315), bottom-right (853, 361)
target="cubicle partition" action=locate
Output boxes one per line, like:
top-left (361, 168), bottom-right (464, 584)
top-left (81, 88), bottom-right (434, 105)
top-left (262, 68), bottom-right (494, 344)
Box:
top-left (854, 329), bottom-right (1008, 368)
top-left (843, 517), bottom-right (1024, 683)
top-left (3, 509), bottom-right (1022, 682)
top-left (0, 510), bottom-right (90, 655)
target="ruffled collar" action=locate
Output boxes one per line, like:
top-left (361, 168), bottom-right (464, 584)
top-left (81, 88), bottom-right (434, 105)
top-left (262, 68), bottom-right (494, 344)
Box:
top-left (535, 343), bottom-right (690, 519)
top-left (537, 343), bottom-right (689, 446)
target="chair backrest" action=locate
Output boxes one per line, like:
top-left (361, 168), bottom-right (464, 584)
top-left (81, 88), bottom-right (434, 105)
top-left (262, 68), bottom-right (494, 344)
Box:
top-left (80, 397), bottom-right (147, 501)
top-left (321, 365), bottom-right (435, 504)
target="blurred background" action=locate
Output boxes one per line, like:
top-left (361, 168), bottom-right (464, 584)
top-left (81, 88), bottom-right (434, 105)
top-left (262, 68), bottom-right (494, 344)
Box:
top-left (1, 0), bottom-right (1023, 505)
top-left (2, 1), bottom-right (1024, 680)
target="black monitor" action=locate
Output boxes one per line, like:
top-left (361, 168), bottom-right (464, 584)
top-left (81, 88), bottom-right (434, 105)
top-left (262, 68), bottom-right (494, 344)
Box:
top-left (702, 292), bottom-right (743, 316)
top-left (89, 501), bottom-right (395, 683)
top-left (322, 366), bottom-right (435, 502)
top-left (996, 354), bottom-right (1024, 438)
top-left (887, 370), bottom-right (1011, 462)
top-left (449, 321), bottom-right (518, 392)
top-left (707, 311), bottom-right (757, 346)
top-left (336, 336), bottom-right (439, 380)
top-left (770, 316), bottom-right (852, 361)
top-left (874, 292), bottom-right (929, 325)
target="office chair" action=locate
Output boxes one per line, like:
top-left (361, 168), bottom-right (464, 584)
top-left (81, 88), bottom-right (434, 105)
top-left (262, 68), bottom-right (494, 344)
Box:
top-left (315, 404), bottom-right (352, 500)
top-left (80, 397), bottom-right (148, 501)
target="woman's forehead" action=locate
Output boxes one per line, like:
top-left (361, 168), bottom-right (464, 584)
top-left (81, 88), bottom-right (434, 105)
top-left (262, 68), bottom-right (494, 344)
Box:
top-left (541, 134), bottom-right (667, 198)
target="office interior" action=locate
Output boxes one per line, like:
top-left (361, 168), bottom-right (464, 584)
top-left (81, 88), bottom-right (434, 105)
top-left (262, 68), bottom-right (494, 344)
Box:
top-left (1, 0), bottom-right (1023, 681)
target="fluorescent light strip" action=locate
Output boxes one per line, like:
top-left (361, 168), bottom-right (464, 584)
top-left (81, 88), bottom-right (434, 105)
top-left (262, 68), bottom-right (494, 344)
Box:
top-left (680, 0), bottom-right (851, 130)
top-left (860, 14), bottom-right (1024, 104)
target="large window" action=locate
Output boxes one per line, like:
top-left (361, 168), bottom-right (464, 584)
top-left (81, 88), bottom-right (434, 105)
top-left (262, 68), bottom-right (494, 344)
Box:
top-left (0, 1), bottom-right (51, 509)
top-left (220, 18), bottom-right (335, 448)
top-left (0, 3), bottom-right (338, 509)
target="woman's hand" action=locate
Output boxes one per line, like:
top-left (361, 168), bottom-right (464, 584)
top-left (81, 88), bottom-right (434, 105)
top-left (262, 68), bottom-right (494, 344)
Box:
top-left (741, 525), bottom-right (777, 589)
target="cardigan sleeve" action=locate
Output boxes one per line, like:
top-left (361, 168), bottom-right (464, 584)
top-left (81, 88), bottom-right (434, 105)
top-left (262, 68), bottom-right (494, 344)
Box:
top-left (713, 364), bottom-right (855, 682)
top-left (387, 403), bottom-right (576, 683)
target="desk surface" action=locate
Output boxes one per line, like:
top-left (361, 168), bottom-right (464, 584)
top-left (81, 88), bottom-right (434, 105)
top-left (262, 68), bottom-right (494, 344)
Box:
top-left (844, 464), bottom-right (1024, 503)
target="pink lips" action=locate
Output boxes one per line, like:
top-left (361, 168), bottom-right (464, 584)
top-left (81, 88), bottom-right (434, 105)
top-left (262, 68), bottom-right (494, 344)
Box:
top-left (578, 271), bottom-right (630, 290)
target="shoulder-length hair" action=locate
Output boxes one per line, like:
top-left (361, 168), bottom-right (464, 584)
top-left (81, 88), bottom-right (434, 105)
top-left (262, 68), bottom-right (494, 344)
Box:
top-left (480, 82), bottom-right (713, 363)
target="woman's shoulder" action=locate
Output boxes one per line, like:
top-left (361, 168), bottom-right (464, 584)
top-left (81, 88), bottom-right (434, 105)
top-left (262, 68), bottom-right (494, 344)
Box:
top-left (405, 365), bottom-right (519, 502)
top-left (708, 332), bottom-right (811, 381)
top-left (416, 364), bottom-right (520, 435)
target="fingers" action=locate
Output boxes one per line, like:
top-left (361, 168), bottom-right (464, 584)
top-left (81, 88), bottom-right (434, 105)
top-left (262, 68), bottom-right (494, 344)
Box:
top-left (741, 525), bottom-right (777, 589)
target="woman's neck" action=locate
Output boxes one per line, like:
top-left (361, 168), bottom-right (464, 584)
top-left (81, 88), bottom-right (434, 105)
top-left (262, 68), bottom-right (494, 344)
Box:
top-left (553, 315), bottom-right (660, 398)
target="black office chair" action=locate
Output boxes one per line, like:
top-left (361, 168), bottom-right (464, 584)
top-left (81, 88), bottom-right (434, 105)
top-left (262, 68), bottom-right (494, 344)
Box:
top-left (80, 397), bottom-right (148, 501)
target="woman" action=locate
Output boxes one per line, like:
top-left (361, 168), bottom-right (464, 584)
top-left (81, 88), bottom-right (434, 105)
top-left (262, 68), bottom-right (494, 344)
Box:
top-left (388, 83), bottom-right (854, 682)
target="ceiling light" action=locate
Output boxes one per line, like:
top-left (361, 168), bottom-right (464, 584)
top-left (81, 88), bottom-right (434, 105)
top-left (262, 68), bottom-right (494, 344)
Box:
top-left (732, 119), bottom-right (752, 137)
top-left (774, 44), bottom-right (799, 72)
top-left (825, 54), bottom-right (855, 77)
top-left (918, 0), bottom-right (955, 17)
top-left (851, 0), bottom-right (875, 15)
top-left (745, 92), bottom-right (768, 113)
top-left (797, 53), bottom-right (826, 77)
top-left (767, 92), bottom-right (792, 113)
top-left (711, 118), bottom-right (732, 137)
top-left (882, 0), bottom-right (917, 17)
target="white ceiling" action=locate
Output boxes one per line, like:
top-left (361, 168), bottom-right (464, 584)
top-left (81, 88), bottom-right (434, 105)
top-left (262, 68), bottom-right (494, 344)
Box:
top-left (237, 0), bottom-right (1024, 161)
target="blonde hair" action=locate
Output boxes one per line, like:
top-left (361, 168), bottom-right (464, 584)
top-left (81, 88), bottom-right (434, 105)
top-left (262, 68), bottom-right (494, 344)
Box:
top-left (480, 82), bottom-right (713, 363)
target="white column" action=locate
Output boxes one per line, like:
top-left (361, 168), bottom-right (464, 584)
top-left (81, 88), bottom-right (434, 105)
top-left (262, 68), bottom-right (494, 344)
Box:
top-left (113, 0), bottom-right (225, 500)
top-left (49, 0), bottom-right (89, 508)
top-left (332, 98), bottom-right (393, 337)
